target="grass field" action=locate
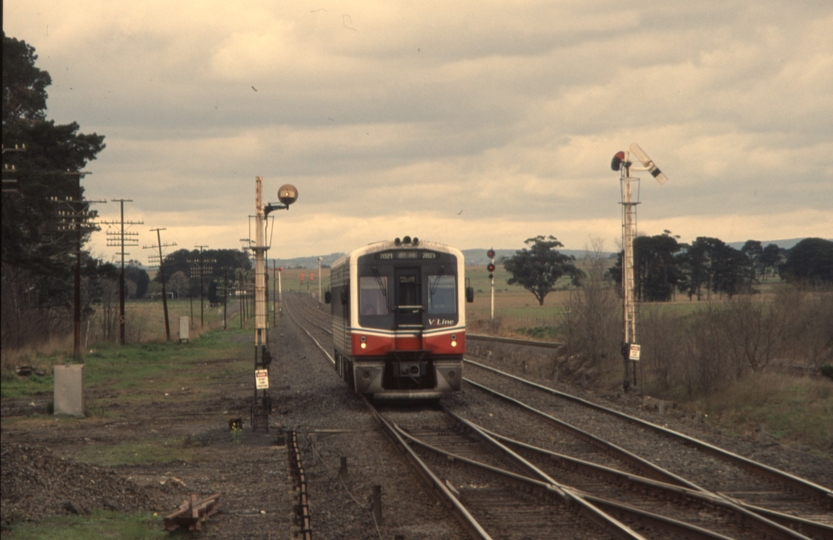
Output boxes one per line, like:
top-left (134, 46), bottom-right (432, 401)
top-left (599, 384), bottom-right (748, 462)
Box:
top-left (6, 511), bottom-right (167, 540)
top-left (1, 320), bottom-right (253, 402)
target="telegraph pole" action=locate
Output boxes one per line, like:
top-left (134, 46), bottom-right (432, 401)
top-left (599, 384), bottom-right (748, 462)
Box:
top-left (144, 228), bottom-right (176, 341)
top-left (189, 247), bottom-right (215, 328)
top-left (54, 172), bottom-right (105, 357)
top-left (102, 199), bottom-right (143, 345)
top-left (196, 246), bottom-right (208, 328)
top-left (223, 267), bottom-right (229, 330)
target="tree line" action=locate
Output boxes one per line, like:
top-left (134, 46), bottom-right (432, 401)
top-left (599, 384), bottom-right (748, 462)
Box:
top-left (1, 34), bottom-right (251, 349)
top-left (2, 32), bottom-right (109, 348)
top-left (501, 234), bottom-right (832, 307)
top-left (606, 233), bottom-right (833, 302)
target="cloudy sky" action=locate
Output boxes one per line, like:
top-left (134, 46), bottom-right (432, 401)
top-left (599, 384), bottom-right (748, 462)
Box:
top-left (5, 1), bottom-right (832, 261)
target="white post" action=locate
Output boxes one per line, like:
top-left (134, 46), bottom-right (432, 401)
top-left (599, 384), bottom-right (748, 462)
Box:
top-left (254, 177), bottom-right (267, 343)
top-left (490, 275), bottom-right (495, 320)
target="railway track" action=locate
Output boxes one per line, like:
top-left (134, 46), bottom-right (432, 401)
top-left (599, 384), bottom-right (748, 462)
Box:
top-left (284, 293), bottom-right (833, 539)
top-left (461, 362), bottom-right (833, 536)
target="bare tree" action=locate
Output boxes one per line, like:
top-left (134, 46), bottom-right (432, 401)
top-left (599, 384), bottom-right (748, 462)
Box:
top-left (560, 239), bottom-right (620, 374)
top-left (720, 295), bottom-right (786, 375)
top-left (167, 271), bottom-right (189, 298)
top-left (639, 306), bottom-right (686, 393)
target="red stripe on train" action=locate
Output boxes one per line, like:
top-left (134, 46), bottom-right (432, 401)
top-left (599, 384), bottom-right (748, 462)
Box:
top-left (350, 331), bottom-right (466, 356)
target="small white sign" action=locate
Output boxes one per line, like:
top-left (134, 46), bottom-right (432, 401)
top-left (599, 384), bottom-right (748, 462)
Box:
top-left (255, 369), bottom-right (269, 389)
top-left (629, 343), bottom-right (641, 361)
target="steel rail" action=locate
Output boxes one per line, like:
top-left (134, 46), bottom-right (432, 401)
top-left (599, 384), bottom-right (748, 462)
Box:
top-left (443, 407), bottom-right (653, 540)
top-left (286, 296), bottom-right (490, 538)
top-left (401, 409), bottom-right (746, 540)
top-left (361, 395), bottom-right (494, 540)
top-left (464, 377), bottom-right (705, 491)
top-left (288, 299), bottom-right (638, 539)
top-left (283, 297), bottom-right (335, 365)
top-left (475, 424), bottom-right (820, 540)
top-left (467, 333), bottom-right (563, 349)
top-left (286, 295), bottom-right (826, 539)
top-left (725, 502), bottom-right (833, 539)
top-left (465, 357), bottom-right (833, 506)
top-left (284, 295), bottom-right (333, 336)
top-left (392, 423), bottom-right (657, 539)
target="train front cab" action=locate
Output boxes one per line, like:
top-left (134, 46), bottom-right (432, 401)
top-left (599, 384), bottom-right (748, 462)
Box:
top-left (328, 241), bottom-right (473, 399)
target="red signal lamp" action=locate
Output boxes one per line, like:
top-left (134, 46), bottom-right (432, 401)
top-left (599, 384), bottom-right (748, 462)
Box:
top-left (611, 151), bottom-right (626, 171)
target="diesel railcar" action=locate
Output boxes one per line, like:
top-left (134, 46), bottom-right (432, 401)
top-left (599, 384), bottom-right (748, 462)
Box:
top-left (325, 237), bottom-right (473, 399)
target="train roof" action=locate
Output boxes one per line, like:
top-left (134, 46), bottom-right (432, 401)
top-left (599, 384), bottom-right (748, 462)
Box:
top-left (331, 238), bottom-right (464, 268)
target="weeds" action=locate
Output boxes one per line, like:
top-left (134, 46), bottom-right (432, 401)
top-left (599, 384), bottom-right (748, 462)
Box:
top-left (3, 510), bottom-right (166, 540)
top-left (516, 326), bottom-right (559, 340)
top-left (695, 372), bottom-right (833, 451)
top-left (231, 422), bottom-right (243, 444)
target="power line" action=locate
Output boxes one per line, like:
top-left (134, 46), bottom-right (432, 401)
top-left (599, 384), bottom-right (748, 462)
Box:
top-left (101, 199), bottom-right (144, 345)
top-left (144, 228), bottom-right (176, 341)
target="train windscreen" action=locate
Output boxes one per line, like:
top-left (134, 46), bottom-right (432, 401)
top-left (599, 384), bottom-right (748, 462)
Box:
top-left (427, 275), bottom-right (456, 315)
top-left (359, 276), bottom-right (388, 316)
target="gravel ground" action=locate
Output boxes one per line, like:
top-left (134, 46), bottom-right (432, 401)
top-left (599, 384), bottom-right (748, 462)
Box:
top-left (1, 442), bottom-right (175, 523)
top-left (1, 306), bottom-right (463, 539)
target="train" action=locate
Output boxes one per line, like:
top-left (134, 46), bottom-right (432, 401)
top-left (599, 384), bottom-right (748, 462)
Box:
top-left (325, 237), bottom-right (473, 399)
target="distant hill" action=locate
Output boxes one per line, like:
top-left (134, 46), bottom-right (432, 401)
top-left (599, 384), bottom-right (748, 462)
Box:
top-left (461, 248), bottom-right (612, 265)
top-left (270, 238), bottom-right (823, 268)
top-left (269, 253), bottom-right (345, 269)
top-left (726, 238), bottom-right (819, 250)
top-left (271, 248), bottom-right (614, 268)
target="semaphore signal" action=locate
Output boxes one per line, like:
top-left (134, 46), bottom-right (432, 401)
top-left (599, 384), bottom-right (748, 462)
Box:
top-left (611, 143), bottom-right (668, 392)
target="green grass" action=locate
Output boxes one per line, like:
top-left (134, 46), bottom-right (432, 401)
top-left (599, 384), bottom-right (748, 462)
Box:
top-left (0, 326), bottom-right (254, 459)
top-left (1, 372), bottom-right (55, 400)
top-left (2, 324), bottom-right (253, 405)
top-left (3, 510), bottom-right (167, 540)
top-left (73, 437), bottom-right (209, 466)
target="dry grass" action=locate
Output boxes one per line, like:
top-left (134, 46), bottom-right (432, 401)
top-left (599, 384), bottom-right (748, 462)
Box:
top-left (0, 334), bottom-right (76, 382)
top-left (694, 372), bottom-right (833, 453)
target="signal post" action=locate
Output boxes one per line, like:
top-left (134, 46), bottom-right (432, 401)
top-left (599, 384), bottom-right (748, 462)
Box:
top-left (610, 144), bottom-right (667, 392)
top-left (249, 178), bottom-right (297, 431)
top-left (487, 249), bottom-right (496, 320)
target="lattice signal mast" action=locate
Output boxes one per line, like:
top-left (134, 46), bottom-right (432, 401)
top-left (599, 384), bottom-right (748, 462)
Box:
top-left (611, 144), bottom-right (667, 392)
